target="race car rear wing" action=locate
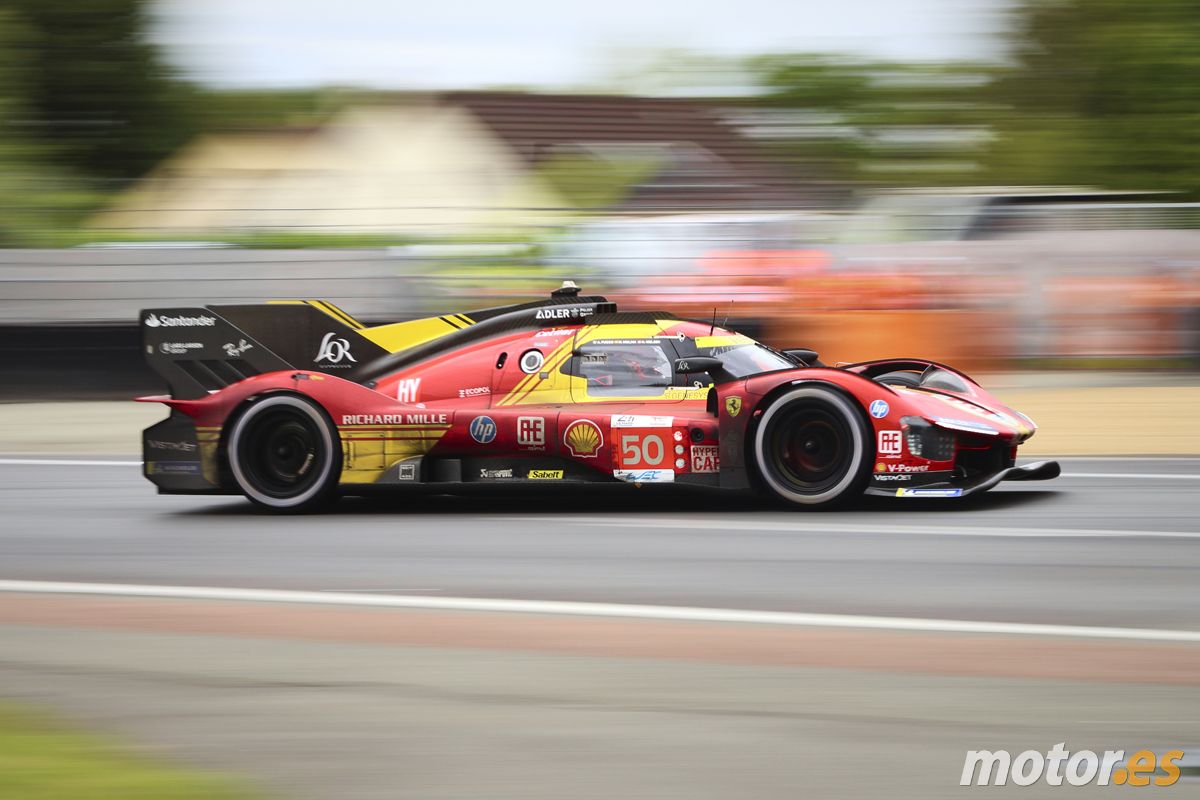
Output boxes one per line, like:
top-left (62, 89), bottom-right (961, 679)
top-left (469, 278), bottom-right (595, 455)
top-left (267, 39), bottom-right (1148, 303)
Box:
top-left (140, 301), bottom-right (389, 399)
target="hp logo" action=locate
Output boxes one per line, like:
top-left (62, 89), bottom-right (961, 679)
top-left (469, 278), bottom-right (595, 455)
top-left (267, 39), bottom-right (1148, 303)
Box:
top-left (469, 415), bottom-right (497, 444)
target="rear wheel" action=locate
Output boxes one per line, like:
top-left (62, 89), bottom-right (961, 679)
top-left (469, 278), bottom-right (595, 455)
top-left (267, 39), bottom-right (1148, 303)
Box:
top-left (751, 385), bottom-right (872, 508)
top-left (228, 395), bottom-right (341, 512)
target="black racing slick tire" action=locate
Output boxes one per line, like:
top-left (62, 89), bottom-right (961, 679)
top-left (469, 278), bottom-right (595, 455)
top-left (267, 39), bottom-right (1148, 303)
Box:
top-left (751, 384), bottom-right (872, 508)
top-left (228, 394), bottom-right (341, 513)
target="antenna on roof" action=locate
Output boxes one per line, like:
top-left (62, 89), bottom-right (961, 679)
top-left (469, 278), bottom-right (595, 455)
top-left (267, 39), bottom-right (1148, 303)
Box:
top-left (709, 307), bottom-right (718, 336)
top-left (552, 280), bottom-right (581, 298)
top-left (721, 300), bottom-right (734, 330)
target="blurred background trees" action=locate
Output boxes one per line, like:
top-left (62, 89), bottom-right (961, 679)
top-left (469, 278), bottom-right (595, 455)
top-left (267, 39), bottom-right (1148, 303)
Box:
top-left (0, 0), bottom-right (1198, 246)
top-left (0, 7), bottom-right (98, 243)
top-left (0, 0), bottom-right (197, 243)
top-left (750, 55), bottom-right (996, 189)
top-left (6, 0), bottom-right (195, 182)
top-left (988, 0), bottom-right (1200, 196)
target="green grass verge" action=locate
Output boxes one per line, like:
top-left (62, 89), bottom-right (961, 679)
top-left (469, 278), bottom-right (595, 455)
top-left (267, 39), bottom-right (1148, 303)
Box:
top-left (0, 703), bottom-right (263, 800)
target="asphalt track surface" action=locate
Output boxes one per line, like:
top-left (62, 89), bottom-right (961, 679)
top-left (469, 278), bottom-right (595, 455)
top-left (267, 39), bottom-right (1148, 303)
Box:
top-left (1, 457), bottom-right (1198, 628)
top-left (1, 457), bottom-right (1198, 799)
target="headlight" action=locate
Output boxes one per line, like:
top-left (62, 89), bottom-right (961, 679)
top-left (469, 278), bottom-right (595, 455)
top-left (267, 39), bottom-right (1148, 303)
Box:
top-left (901, 416), bottom-right (956, 461)
top-left (932, 416), bottom-right (1000, 436)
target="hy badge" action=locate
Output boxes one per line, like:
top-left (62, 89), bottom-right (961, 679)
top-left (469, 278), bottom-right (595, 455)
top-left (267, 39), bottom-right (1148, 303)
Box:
top-left (395, 378), bottom-right (421, 404)
top-left (869, 399), bottom-right (890, 419)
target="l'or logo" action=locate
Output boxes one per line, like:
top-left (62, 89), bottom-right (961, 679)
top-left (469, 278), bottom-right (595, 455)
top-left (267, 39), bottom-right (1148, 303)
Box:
top-left (316, 332), bottom-right (357, 364)
top-left (725, 396), bottom-right (742, 417)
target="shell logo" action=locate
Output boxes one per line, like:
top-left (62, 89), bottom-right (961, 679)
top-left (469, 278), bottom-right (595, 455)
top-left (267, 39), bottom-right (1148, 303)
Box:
top-left (564, 420), bottom-right (603, 458)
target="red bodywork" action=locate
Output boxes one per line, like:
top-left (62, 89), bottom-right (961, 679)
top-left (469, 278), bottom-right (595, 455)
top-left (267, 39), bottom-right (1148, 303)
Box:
top-left (138, 298), bottom-right (1045, 498)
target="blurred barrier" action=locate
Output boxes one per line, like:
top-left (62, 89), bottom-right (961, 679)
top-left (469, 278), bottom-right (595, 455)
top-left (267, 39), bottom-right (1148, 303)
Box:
top-left (1044, 275), bottom-right (1193, 359)
top-left (0, 248), bottom-right (427, 399)
top-left (0, 325), bottom-right (155, 402)
top-left (0, 248), bottom-right (422, 325)
top-left (2, 223), bottom-right (1199, 401)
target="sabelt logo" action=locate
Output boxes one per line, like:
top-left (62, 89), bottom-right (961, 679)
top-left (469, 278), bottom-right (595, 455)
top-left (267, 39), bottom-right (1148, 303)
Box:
top-left (527, 469), bottom-right (564, 480)
top-left (144, 313), bottom-right (216, 328)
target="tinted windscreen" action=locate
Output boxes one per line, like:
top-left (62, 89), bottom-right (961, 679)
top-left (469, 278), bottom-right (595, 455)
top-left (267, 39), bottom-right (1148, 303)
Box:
top-left (710, 344), bottom-right (794, 378)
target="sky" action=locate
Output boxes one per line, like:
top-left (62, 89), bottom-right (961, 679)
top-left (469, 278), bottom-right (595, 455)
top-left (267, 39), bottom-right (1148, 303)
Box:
top-left (152, 0), bottom-right (1013, 91)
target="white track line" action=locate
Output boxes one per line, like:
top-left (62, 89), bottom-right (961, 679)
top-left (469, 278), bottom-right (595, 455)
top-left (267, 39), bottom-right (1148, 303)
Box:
top-left (496, 516), bottom-right (1200, 540)
top-left (1053, 457), bottom-right (1200, 461)
top-left (0, 579), bottom-right (1197, 643)
top-left (1063, 472), bottom-right (1200, 480)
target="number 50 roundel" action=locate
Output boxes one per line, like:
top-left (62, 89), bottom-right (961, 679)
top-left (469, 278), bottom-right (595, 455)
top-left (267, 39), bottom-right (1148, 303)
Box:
top-left (617, 430), bottom-right (668, 470)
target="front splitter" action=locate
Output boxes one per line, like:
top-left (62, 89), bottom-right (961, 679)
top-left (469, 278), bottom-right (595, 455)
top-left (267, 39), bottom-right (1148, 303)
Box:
top-left (865, 460), bottom-right (1061, 498)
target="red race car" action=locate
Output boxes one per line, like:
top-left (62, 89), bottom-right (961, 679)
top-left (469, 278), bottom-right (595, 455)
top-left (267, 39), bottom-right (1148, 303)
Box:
top-left (139, 282), bottom-right (1059, 511)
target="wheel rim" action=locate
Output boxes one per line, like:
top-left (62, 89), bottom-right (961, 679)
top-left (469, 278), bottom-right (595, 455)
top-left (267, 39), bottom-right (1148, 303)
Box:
top-left (240, 408), bottom-right (325, 499)
top-left (769, 404), bottom-right (853, 492)
top-left (776, 410), bottom-right (848, 485)
top-left (754, 389), bottom-right (865, 504)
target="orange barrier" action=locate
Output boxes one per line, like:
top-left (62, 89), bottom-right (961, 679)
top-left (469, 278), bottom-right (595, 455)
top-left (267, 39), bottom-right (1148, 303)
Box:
top-left (1044, 276), bottom-right (1187, 357)
top-left (766, 310), bottom-right (1009, 372)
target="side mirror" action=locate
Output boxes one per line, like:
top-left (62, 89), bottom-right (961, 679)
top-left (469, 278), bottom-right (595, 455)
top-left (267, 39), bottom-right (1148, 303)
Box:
top-left (783, 348), bottom-right (820, 366)
top-left (674, 356), bottom-right (722, 375)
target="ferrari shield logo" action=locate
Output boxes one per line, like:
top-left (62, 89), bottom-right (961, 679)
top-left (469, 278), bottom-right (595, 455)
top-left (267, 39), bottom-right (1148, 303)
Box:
top-left (725, 396), bottom-right (742, 417)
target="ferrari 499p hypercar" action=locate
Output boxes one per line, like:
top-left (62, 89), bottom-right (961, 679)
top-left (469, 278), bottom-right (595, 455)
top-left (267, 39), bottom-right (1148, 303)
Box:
top-left (139, 282), bottom-right (1059, 511)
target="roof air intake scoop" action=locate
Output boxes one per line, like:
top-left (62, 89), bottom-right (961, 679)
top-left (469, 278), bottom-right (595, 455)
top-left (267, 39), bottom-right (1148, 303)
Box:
top-left (552, 280), bottom-right (581, 298)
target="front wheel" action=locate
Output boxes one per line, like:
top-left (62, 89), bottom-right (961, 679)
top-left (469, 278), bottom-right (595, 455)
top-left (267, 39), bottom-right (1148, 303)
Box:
top-left (228, 394), bottom-right (341, 512)
top-left (751, 385), bottom-right (872, 508)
